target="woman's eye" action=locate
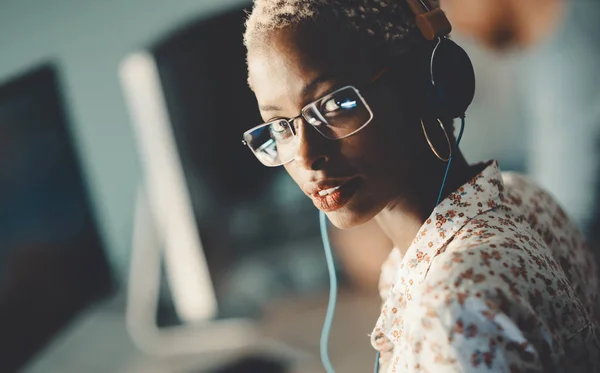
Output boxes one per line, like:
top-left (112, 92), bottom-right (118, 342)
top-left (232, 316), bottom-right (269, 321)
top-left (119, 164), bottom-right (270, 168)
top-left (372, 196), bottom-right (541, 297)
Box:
top-left (321, 94), bottom-right (358, 117)
top-left (306, 115), bottom-right (323, 127)
top-left (269, 119), bottom-right (293, 140)
top-left (322, 98), bottom-right (341, 113)
top-left (270, 119), bottom-right (289, 133)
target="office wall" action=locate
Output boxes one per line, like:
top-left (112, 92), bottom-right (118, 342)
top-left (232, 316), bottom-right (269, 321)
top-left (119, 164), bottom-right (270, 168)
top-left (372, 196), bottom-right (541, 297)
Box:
top-left (0, 0), bottom-right (248, 281)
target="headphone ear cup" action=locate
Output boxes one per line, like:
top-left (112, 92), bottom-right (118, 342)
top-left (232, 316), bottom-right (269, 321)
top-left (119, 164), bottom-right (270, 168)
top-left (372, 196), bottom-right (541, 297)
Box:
top-left (427, 39), bottom-right (476, 119)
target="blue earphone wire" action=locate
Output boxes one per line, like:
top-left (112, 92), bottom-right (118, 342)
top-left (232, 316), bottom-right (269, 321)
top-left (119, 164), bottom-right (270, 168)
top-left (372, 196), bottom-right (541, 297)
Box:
top-left (436, 115), bottom-right (466, 206)
top-left (318, 115), bottom-right (465, 373)
top-left (318, 210), bottom-right (337, 373)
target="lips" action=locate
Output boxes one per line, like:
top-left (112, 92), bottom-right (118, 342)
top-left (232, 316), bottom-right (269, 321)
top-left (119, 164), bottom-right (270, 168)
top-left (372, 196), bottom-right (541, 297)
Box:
top-left (306, 177), bottom-right (362, 212)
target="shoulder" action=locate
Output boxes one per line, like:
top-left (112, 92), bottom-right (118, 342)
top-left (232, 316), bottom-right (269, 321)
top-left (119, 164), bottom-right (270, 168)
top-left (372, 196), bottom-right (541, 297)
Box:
top-left (427, 170), bottom-right (585, 292)
top-left (420, 194), bottom-right (592, 341)
top-left (403, 281), bottom-right (545, 372)
top-left (501, 171), bottom-right (556, 209)
top-left (424, 207), bottom-right (569, 316)
top-left (498, 172), bottom-right (596, 293)
top-left (500, 171), bottom-right (572, 226)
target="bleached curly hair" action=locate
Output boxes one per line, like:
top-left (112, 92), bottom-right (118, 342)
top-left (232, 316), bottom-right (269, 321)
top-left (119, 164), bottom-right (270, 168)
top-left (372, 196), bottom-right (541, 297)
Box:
top-left (243, 0), bottom-right (439, 57)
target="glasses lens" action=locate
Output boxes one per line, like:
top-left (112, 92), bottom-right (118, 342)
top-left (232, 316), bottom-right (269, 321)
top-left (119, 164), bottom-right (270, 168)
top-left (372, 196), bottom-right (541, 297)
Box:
top-left (302, 86), bottom-right (372, 139)
top-left (243, 119), bottom-right (296, 166)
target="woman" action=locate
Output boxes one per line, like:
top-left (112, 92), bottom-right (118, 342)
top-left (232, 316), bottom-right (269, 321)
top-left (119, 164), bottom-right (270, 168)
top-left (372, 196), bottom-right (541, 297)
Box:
top-left (241, 0), bottom-right (600, 371)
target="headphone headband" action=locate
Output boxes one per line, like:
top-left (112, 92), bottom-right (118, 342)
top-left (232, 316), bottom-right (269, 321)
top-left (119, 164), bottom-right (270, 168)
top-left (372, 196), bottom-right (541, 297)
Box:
top-left (405, 0), bottom-right (452, 40)
top-left (404, 0), bottom-right (475, 119)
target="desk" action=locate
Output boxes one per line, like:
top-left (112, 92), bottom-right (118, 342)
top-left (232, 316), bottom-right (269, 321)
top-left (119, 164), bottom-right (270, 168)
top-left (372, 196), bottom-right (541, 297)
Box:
top-left (24, 291), bottom-right (381, 373)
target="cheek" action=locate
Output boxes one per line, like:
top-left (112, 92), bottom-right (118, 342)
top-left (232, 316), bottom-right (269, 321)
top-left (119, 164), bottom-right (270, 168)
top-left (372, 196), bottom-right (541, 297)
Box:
top-left (350, 116), bottom-right (416, 161)
top-left (338, 114), bottom-right (426, 196)
top-left (283, 163), bottom-right (304, 190)
top-left (337, 123), bottom-right (403, 178)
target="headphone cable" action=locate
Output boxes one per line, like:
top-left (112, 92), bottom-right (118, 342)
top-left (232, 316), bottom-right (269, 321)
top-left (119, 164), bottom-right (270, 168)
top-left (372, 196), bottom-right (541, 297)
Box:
top-left (319, 116), bottom-right (466, 373)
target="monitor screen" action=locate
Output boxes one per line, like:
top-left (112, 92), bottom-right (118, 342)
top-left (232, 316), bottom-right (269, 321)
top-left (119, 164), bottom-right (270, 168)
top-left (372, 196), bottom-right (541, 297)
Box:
top-left (147, 4), bottom-right (349, 323)
top-left (0, 65), bottom-right (113, 372)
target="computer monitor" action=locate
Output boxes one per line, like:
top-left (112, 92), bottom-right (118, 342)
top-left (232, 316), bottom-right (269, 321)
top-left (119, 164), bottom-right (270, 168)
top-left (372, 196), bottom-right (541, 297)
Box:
top-left (120, 3), bottom-right (345, 334)
top-left (0, 64), bottom-right (113, 372)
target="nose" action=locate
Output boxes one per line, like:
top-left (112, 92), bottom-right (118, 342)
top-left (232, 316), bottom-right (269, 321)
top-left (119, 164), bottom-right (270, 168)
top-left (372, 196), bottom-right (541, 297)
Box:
top-left (293, 117), bottom-right (330, 171)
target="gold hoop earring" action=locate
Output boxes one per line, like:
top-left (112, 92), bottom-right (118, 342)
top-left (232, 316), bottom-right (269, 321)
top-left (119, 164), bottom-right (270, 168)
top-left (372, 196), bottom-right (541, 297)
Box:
top-left (420, 118), bottom-right (452, 162)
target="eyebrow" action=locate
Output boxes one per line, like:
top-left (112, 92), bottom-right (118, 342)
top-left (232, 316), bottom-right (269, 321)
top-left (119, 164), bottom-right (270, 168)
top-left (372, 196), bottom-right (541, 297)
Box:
top-left (258, 72), bottom-right (336, 113)
top-left (302, 72), bottom-right (335, 98)
top-left (258, 104), bottom-right (283, 112)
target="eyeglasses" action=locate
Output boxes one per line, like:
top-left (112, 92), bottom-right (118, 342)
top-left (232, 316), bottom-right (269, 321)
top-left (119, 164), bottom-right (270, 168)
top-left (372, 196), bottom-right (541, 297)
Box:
top-left (242, 69), bottom-right (388, 167)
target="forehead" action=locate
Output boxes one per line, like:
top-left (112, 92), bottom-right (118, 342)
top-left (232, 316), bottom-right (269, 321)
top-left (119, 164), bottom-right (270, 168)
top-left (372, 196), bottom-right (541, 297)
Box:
top-left (248, 28), bottom-right (323, 91)
top-left (247, 24), bottom-right (372, 112)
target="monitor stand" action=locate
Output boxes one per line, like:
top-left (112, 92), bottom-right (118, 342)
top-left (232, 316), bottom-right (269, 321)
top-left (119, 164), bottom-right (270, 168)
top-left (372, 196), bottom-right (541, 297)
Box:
top-left (25, 190), bottom-right (380, 372)
top-left (125, 188), bottom-right (308, 362)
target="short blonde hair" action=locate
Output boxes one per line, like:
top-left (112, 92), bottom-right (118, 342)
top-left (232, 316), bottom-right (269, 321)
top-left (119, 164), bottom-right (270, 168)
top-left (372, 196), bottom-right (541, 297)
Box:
top-left (243, 0), bottom-right (438, 57)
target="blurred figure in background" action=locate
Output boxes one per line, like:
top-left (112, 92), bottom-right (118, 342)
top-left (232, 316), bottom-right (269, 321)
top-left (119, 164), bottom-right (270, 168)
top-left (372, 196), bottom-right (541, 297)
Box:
top-left (442, 0), bottom-right (600, 235)
top-left (441, 0), bottom-right (565, 49)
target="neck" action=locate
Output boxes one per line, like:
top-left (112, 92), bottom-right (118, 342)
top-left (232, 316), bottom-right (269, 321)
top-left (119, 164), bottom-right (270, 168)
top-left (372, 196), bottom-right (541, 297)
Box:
top-left (374, 151), bottom-right (481, 257)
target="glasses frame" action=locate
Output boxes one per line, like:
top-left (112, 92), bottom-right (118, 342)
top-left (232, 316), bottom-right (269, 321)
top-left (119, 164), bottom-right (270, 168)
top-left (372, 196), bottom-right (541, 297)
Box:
top-left (242, 68), bottom-right (389, 167)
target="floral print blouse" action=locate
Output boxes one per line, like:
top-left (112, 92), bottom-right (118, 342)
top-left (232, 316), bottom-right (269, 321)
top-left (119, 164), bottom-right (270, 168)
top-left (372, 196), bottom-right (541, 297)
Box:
top-left (371, 161), bottom-right (600, 372)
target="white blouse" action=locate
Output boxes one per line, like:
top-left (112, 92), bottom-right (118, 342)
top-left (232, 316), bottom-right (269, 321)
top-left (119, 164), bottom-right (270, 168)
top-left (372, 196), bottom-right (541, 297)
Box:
top-left (371, 161), bottom-right (600, 372)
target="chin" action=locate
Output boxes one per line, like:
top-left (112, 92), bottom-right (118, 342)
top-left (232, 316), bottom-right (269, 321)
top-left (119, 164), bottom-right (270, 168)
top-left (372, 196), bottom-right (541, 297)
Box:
top-left (318, 180), bottom-right (389, 229)
top-left (325, 207), bottom-right (376, 230)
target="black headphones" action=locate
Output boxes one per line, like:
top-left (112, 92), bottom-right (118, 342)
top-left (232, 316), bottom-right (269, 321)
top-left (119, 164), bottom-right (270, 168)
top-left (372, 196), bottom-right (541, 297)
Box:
top-left (371, 5), bottom-right (475, 371)
top-left (406, 0), bottom-right (476, 120)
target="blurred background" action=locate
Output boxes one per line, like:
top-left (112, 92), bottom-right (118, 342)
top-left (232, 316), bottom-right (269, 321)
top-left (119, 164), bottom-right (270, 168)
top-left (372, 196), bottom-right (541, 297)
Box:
top-left (0, 0), bottom-right (598, 372)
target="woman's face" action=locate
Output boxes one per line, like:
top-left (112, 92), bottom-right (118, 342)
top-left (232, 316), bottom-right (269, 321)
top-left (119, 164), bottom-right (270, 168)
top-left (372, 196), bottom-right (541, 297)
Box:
top-left (247, 25), bottom-right (431, 229)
